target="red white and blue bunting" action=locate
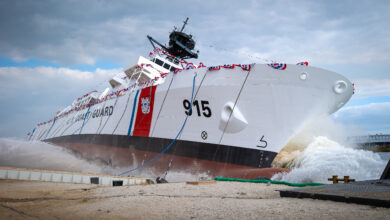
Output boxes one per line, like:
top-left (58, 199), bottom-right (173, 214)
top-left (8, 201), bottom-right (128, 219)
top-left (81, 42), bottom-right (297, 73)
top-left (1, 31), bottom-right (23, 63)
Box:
top-left (296, 61), bottom-right (309, 66)
top-left (267, 62), bottom-right (287, 70)
top-left (185, 63), bottom-right (196, 70)
top-left (36, 61), bottom-right (253, 127)
top-left (208, 64), bottom-right (251, 71)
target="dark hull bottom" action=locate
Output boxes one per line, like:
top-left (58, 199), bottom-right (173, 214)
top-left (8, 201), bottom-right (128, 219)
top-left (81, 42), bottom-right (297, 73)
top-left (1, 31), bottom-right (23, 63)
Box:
top-left (46, 134), bottom-right (289, 180)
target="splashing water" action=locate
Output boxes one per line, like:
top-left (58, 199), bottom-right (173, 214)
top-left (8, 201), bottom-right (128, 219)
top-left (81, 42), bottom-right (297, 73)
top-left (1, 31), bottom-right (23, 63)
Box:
top-left (0, 137), bottom-right (119, 175)
top-left (0, 138), bottom-right (207, 182)
top-left (272, 136), bottom-right (387, 183)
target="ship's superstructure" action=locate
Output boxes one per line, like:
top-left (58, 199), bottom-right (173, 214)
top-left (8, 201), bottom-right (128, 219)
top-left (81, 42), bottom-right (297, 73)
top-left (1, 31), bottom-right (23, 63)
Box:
top-left (28, 19), bottom-right (353, 180)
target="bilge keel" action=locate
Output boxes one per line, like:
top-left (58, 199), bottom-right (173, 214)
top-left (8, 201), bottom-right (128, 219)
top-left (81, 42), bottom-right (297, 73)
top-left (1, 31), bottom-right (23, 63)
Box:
top-left (28, 18), bottom-right (353, 180)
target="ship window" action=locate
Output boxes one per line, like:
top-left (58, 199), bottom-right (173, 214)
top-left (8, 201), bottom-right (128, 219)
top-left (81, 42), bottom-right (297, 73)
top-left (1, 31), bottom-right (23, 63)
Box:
top-left (170, 66), bottom-right (175, 72)
top-left (163, 63), bottom-right (170, 69)
top-left (155, 59), bottom-right (164, 66)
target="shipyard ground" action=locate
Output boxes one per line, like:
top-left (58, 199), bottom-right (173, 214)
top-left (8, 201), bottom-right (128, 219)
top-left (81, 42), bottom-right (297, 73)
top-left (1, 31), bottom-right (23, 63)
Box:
top-left (0, 180), bottom-right (389, 219)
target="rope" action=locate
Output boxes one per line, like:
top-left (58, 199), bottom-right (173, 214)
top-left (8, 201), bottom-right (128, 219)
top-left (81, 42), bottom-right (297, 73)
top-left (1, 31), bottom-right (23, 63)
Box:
top-left (69, 106), bottom-right (91, 147)
top-left (51, 113), bottom-right (71, 138)
top-left (28, 128), bottom-right (36, 141)
top-left (112, 89), bottom-right (133, 134)
top-left (119, 73), bottom-right (197, 176)
top-left (98, 93), bottom-right (120, 134)
top-left (214, 177), bottom-right (325, 187)
top-left (43, 119), bottom-right (56, 140)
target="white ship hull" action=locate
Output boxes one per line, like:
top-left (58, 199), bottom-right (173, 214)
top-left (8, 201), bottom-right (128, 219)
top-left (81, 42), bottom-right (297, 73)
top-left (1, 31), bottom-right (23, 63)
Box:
top-left (29, 63), bottom-right (353, 179)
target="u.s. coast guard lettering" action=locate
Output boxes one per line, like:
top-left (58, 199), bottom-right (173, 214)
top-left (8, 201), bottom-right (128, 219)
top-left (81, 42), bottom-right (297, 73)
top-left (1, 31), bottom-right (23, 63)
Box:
top-left (92, 106), bottom-right (114, 118)
top-left (73, 106), bottom-right (114, 122)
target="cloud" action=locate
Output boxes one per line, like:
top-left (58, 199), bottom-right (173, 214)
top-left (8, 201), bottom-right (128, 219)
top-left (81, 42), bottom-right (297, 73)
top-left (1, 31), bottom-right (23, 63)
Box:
top-left (0, 66), bottom-right (120, 137)
top-left (1, 0), bottom-right (390, 68)
top-left (352, 79), bottom-right (390, 99)
top-left (0, 66), bottom-right (120, 95)
top-left (333, 102), bottom-right (390, 134)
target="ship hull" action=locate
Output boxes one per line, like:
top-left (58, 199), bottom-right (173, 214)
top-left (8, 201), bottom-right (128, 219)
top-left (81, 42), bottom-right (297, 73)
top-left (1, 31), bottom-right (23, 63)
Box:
top-left (46, 134), bottom-right (285, 179)
top-left (31, 63), bottom-right (353, 180)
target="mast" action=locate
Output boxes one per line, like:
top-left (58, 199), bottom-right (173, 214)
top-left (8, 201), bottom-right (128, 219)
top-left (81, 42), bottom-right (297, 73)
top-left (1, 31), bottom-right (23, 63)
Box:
top-left (180, 17), bottom-right (189, 32)
top-left (147, 18), bottom-right (199, 60)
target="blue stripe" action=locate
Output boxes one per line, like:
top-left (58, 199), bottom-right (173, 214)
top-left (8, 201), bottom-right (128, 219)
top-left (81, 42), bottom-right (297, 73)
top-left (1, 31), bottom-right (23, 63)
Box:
top-left (28, 128), bottom-right (36, 141)
top-left (44, 119), bottom-right (56, 139)
top-left (128, 90), bottom-right (140, 136)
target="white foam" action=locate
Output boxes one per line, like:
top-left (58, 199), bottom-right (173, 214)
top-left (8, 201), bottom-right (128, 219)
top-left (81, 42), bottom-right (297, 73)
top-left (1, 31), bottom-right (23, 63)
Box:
top-left (272, 136), bottom-right (387, 183)
top-left (271, 116), bottom-right (388, 183)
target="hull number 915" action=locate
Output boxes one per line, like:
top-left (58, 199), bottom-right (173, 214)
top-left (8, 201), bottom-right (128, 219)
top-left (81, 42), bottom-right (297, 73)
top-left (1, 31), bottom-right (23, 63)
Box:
top-left (183, 99), bottom-right (212, 117)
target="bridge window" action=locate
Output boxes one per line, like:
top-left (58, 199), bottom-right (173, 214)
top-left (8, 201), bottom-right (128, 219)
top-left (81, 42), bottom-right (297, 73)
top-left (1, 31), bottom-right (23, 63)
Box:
top-left (155, 58), bottom-right (164, 66)
top-left (163, 63), bottom-right (170, 70)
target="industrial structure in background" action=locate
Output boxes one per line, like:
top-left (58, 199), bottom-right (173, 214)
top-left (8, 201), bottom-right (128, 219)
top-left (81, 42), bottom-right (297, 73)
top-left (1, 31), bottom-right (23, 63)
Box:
top-left (348, 134), bottom-right (390, 151)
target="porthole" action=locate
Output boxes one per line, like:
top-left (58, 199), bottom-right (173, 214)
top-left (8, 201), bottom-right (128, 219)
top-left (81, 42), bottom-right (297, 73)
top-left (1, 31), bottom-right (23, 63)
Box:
top-left (300, 72), bottom-right (308, 80)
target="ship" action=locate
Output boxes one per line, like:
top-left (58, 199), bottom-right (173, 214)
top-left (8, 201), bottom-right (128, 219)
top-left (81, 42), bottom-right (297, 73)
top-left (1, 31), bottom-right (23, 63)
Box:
top-left (28, 18), bottom-right (353, 180)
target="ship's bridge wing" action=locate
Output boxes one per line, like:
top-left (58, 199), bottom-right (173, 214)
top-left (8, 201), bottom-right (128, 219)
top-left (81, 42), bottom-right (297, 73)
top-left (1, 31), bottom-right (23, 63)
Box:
top-left (123, 56), bottom-right (180, 84)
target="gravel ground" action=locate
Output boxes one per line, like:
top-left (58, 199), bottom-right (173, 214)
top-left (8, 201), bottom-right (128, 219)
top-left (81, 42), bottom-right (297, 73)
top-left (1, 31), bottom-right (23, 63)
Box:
top-left (0, 179), bottom-right (388, 219)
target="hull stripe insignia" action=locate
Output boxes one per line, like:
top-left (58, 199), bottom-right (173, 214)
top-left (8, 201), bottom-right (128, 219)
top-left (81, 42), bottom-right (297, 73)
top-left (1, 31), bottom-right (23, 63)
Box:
top-left (133, 85), bottom-right (157, 137)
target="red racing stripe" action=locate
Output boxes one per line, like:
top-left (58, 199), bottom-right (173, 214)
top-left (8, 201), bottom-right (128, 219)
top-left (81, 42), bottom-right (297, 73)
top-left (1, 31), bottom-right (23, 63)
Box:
top-left (133, 85), bottom-right (157, 137)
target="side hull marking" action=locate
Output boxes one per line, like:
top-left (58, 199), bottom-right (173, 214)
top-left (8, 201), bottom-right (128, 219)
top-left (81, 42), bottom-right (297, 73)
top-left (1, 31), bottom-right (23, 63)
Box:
top-left (127, 90), bottom-right (140, 136)
top-left (133, 85), bottom-right (157, 137)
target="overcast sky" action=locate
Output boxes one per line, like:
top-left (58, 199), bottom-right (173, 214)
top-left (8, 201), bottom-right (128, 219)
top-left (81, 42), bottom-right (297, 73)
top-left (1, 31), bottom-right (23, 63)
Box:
top-left (0, 0), bottom-right (389, 138)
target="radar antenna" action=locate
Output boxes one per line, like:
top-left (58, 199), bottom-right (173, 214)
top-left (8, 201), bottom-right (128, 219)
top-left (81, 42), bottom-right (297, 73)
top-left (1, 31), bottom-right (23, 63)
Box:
top-left (180, 17), bottom-right (189, 32)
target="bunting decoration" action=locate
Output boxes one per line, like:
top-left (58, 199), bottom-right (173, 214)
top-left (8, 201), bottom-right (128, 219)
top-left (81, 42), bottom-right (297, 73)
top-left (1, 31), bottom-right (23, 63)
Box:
top-left (222, 64), bottom-right (235, 69)
top-left (239, 64), bottom-right (251, 71)
top-left (36, 60), bottom-right (252, 127)
top-left (267, 62), bottom-right (287, 70)
top-left (174, 68), bottom-right (183, 74)
top-left (296, 61), bottom-right (309, 66)
top-left (150, 47), bottom-right (177, 59)
top-left (208, 66), bottom-right (221, 71)
top-left (185, 63), bottom-right (196, 70)
top-left (208, 64), bottom-right (251, 71)
top-left (197, 62), bottom-right (206, 68)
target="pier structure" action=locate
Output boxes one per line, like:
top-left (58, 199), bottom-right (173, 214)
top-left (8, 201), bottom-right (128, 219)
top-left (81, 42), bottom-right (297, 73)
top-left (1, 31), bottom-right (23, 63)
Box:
top-left (0, 166), bottom-right (151, 186)
top-left (347, 134), bottom-right (390, 150)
